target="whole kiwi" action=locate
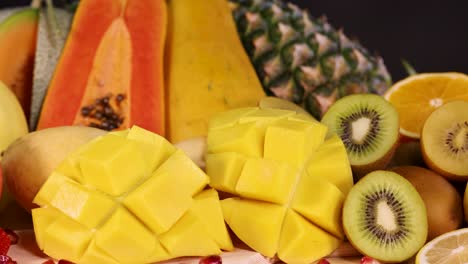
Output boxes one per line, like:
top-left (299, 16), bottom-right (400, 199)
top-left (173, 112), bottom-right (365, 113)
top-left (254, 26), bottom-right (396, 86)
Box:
top-left (390, 166), bottom-right (463, 240)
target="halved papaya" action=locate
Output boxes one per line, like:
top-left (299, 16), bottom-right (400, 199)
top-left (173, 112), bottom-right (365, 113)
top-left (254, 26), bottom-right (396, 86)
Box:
top-left (0, 7), bottom-right (39, 120)
top-left (37, 0), bottom-right (166, 135)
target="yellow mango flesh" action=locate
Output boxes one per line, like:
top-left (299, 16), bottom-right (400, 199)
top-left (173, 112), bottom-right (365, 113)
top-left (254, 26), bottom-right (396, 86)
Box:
top-left (32, 126), bottom-right (232, 263)
top-left (207, 107), bottom-right (353, 263)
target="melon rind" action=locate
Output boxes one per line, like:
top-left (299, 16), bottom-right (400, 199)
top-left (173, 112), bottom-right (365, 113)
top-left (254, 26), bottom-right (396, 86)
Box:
top-left (30, 7), bottom-right (72, 129)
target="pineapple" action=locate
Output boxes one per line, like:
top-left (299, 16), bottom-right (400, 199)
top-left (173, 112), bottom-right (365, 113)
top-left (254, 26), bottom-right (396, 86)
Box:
top-left (229, 0), bottom-right (391, 119)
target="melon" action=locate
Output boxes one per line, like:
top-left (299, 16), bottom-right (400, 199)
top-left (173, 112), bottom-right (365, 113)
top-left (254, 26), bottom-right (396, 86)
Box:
top-left (30, 6), bottom-right (73, 129)
top-left (0, 7), bottom-right (39, 119)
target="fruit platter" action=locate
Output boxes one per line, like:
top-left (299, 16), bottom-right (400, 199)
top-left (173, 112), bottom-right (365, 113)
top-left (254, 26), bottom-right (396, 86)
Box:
top-left (0, 0), bottom-right (467, 263)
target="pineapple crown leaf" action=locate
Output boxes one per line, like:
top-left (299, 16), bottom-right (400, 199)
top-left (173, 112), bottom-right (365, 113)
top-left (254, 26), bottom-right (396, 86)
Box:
top-left (401, 59), bottom-right (418, 76)
top-left (30, 0), bottom-right (42, 9)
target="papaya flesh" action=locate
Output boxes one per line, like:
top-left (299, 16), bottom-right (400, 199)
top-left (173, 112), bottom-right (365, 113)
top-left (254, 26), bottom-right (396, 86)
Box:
top-left (0, 8), bottom-right (39, 120)
top-left (37, 0), bottom-right (166, 135)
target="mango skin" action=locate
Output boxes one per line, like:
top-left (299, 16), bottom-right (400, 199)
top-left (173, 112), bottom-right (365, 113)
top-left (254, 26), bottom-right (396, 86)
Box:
top-left (2, 126), bottom-right (106, 211)
top-left (32, 126), bottom-right (232, 263)
top-left (166, 0), bottom-right (265, 143)
top-left (206, 107), bottom-right (353, 264)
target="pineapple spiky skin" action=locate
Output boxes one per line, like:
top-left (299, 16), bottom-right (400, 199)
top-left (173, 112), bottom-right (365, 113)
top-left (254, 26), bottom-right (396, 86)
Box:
top-left (230, 0), bottom-right (391, 119)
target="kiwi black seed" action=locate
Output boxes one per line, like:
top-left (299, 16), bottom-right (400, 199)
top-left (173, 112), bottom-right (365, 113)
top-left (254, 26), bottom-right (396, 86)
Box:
top-left (343, 170), bottom-right (427, 262)
top-left (321, 94), bottom-right (399, 179)
top-left (421, 100), bottom-right (468, 179)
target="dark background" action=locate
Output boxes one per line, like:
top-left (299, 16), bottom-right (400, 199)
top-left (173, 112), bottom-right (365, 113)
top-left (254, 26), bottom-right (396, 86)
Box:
top-left (1, 0), bottom-right (468, 82)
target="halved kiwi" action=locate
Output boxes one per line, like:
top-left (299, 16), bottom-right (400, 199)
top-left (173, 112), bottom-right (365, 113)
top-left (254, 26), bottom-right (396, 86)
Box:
top-left (342, 170), bottom-right (427, 262)
top-left (421, 100), bottom-right (468, 179)
top-left (321, 94), bottom-right (399, 178)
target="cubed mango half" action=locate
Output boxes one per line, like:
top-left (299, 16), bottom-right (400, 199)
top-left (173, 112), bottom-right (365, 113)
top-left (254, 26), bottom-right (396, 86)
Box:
top-left (207, 107), bottom-right (354, 263)
top-left (32, 126), bottom-right (232, 263)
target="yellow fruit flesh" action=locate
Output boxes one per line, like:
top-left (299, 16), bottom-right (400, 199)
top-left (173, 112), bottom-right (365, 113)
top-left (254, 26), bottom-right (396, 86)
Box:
top-left (0, 81), bottom-right (28, 154)
top-left (384, 73), bottom-right (468, 139)
top-left (166, 0), bottom-right (265, 143)
top-left (32, 126), bottom-right (232, 263)
top-left (421, 100), bottom-right (468, 178)
top-left (207, 107), bottom-right (353, 263)
top-left (416, 228), bottom-right (468, 264)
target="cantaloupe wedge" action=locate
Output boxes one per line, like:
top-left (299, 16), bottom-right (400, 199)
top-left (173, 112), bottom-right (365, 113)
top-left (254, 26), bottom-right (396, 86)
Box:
top-left (0, 7), bottom-right (38, 119)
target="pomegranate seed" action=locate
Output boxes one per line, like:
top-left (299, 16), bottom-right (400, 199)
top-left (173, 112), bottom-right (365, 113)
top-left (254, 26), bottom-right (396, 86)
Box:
top-left (199, 255), bottom-right (222, 264)
top-left (42, 260), bottom-right (55, 264)
top-left (318, 259), bottom-right (330, 264)
top-left (0, 255), bottom-right (16, 264)
top-left (361, 256), bottom-right (381, 264)
top-left (58, 260), bottom-right (74, 264)
top-left (3, 230), bottom-right (18, 246)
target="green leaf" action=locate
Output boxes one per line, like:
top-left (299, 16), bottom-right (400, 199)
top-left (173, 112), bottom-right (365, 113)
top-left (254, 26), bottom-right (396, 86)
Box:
top-left (401, 59), bottom-right (417, 76)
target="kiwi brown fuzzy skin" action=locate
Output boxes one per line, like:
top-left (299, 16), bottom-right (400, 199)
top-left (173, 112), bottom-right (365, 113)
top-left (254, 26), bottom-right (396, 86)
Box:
top-left (464, 184), bottom-right (468, 224)
top-left (390, 166), bottom-right (463, 241)
top-left (353, 140), bottom-right (399, 180)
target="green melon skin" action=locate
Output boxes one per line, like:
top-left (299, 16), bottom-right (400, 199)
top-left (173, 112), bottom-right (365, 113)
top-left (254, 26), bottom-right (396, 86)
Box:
top-left (0, 7), bottom-right (36, 29)
top-left (30, 6), bottom-right (73, 129)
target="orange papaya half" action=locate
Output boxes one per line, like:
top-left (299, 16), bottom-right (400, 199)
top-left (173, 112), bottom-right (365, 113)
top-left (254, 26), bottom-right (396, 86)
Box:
top-left (0, 8), bottom-right (39, 120)
top-left (37, 0), bottom-right (167, 135)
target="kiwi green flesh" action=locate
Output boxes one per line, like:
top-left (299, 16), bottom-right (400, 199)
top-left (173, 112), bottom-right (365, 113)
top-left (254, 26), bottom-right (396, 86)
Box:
top-left (422, 100), bottom-right (468, 177)
top-left (343, 170), bottom-right (427, 262)
top-left (321, 94), bottom-right (399, 166)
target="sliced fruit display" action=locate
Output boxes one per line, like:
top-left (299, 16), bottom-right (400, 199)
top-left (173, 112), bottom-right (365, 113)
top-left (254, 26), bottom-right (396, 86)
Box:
top-left (32, 126), bottom-right (232, 263)
top-left (0, 6), bottom-right (39, 119)
top-left (0, 81), bottom-right (28, 154)
top-left (30, 4), bottom-right (73, 129)
top-left (230, 0), bottom-right (391, 119)
top-left (391, 166), bottom-right (463, 241)
top-left (1, 126), bottom-right (106, 211)
top-left (416, 228), bottom-right (468, 264)
top-left (206, 107), bottom-right (353, 263)
top-left (37, 0), bottom-right (167, 135)
top-left (384, 72), bottom-right (468, 139)
top-left (166, 0), bottom-right (265, 144)
top-left (343, 170), bottom-right (427, 263)
top-left (321, 94), bottom-right (400, 178)
top-left (421, 100), bottom-right (468, 179)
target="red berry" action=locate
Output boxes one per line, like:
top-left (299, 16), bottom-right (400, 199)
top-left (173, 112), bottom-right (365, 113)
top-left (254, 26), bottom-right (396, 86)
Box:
top-left (199, 255), bottom-right (222, 264)
top-left (361, 256), bottom-right (381, 264)
top-left (0, 255), bottom-right (16, 264)
top-left (3, 230), bottom-right (17, 246)
top-left (58, 260), bottom-right (74, 264)
top-left (318, 259), bottom-right (330, 264)
top-left (0, 229), bottom-right (11, 255)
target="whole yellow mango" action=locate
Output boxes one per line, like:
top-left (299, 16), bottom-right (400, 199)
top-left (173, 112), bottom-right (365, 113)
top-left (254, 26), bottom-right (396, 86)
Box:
top-left (166, 0), bottom-right (265, 144)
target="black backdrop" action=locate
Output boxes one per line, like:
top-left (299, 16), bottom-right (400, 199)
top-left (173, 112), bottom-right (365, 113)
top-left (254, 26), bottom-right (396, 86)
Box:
top-left (1, 0), bottom-right (468, 82)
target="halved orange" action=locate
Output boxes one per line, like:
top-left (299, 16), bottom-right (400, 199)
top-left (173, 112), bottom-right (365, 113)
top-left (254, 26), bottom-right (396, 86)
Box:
top-left (416, 228), bottom-right (468, 264)
top-left (384, 73), bottom-right (468, 139)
